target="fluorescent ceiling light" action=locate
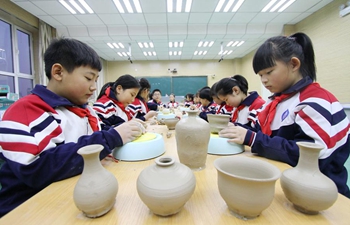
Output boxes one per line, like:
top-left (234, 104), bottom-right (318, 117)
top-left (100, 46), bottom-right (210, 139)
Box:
top-left (237, 41), bottom-right (244, 46)
top-left (153, 51), bottom-right (156, 56)
top-left (69, 0), bottom-right (85, 14)
top-left (138, 42), bottom-right (144, 48)
top-left (176, 0), bottom-right (182, 13)
top-left (167, 0), bottom-right (173, 12)
top-left (270, 0), bottom-right (287, 12)
top-left (123, 0), bottom-right (133, 13)
top-left (227, 41), bottom-right (233, 47)
top-left (148, 51), bottom-right (152, 56)
top-left (149, 42), bottom-right (154, 48)
top-left (59, 0), bottom-right (76, 14)
top-left (198, 51), bottom-right (203, 55)
top-left (261, 0), bottom-right (277, 12)
top-left (122, 52), bottom-right (127, 56)
top-left (185, 0), bottom-right (192, 12)
top-left (180, 41), bottom-right (184, 47)
top-left (143, 52), bottom-right (147, 56)
top-left (174, 51), bottom-right (178, 56)
top-left (117, 52), bottom-right (123, 57)
top-left (144, 42), bottom-right (149, 48)
top-left (118, 43), bottom-right (125, 48)
top-left (112, 43), bottom-right (120, 48)
top-left (278, 0), bottom-right (295, 12)
top-left (169, 42), bottom-right (173, 47)
top-left (78, 0), bottom-right (93, 13)
top-left (134, 0), bottom-right (142, 13)
top-left (215, 0), bottom-right (225, 12)
top-left (107, 43), bottom-right (114, 49)
top-left (232, 41), bottom-right (239, 47)
top-left (232, 0), bottom-right (244, 12)
top-left (194, 51), bottom-right (198, 55)
top-left (169, 51), bottom-right (173, 55)
top-left (209, 41), bottom-right (214, 47)
top-left (228, 50), bottom-right (233, 54)
top-left (174, 42), bottom-right (178, 47)
top-left (203, 41), bottom-right (209, 47)
top-left (178, 51), bottom-right (182, 55)
top-left (113, 0), bottom-right (125, 13)
top-left (203, 51), bottom-right (207, 55)
top-left (224, 0), bottom-right (235, 13)
top-left (198, 41), bottom-right (203, 47)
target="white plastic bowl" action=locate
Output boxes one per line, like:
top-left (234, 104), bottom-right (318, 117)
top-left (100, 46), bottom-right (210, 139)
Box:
top-left (208, 134), bottom-right (244, 155)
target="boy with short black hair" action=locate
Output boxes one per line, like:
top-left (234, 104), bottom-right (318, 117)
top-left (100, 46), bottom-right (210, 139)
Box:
top-left (0, 38), bottom-right (143, 217)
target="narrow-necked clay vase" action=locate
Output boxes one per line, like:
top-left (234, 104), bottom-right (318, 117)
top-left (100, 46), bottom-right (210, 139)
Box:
top-left (136, 156), bottom-right (196, 216)
top-left (280, 142), bottom-right (338, 214)
top-left (162, 117), bottom-right (180, 130)
top-left (214, 156), bottom-right (281, 220)
top-left (207, 114), bottom-right (230, 134)
top-left (175, 110), bottom-right (210, 170)
top-left (73, 144), bottom-right (118, 218)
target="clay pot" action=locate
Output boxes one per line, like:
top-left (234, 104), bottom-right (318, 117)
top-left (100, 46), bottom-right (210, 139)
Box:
top-left (280, 142), bottom-right (338, 214)
top-left (214, 156), bottom-right (281, 220)
top-left (73, 144), bottom-right (118, 218)
top-left (207, 114), bottom-right (231, 134)
top-left (175, 110), bottom-right (210, 170)
top-left (136, 156), bottom-right (196, 216)
top-left (162, 117), bottom-right (180, 130)
top-left (162, 108), bottom-right (170, 114)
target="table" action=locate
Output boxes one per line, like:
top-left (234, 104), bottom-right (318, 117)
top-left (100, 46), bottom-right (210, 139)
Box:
top-left (0, 124), bottom-right (349, 225)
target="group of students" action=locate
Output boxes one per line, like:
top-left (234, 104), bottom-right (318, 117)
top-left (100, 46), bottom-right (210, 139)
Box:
top-left (0, 32), bottom-right (349, 218)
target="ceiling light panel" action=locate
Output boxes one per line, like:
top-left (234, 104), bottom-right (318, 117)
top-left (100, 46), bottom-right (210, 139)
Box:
top-left (58, 0), bottom-right (94, 14)
top-left (113, 0), bottom-right (143, 13)
top-left (214, 0), bottom-right (245, 13)
top-left (167, 0), bottom-right (193, 13)
top-left (261, 0), bottom-right (295, 13)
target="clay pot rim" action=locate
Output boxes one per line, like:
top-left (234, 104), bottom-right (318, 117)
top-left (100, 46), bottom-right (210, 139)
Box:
top-left (214, 156), bottom-right (281, 182)
top-left (77, 144), bottom-right (104, 155)
top-left (207, 114), bottom-right (231, 118)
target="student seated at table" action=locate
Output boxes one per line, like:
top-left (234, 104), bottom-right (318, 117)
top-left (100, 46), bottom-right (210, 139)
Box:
top-left (210, 82), bottom-right (233, 116)
top-left (218, 32), bottom-right (350, 198)
top-left (93, 75), bottom-right (141, 127)
top-left (167, 93), bottom-right (179, 108)
top-left (196, 86), bottom-right (217, 121)
top-left (147, 89), bottom-right (166, 110)
top-left (215, 75), bottom-right (265, 126)
top-left (184, 93), bottom-right (194, 107)
top-left (0, 38), bottom-right (144, 218)
top-left (127, 78), bottom-right (157, 121)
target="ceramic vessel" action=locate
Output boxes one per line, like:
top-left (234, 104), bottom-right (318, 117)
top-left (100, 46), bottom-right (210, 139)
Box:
top-left (73, 144), bottom-right (118, 218)
top-left (136, 156), bottom-right (196, 216)
top-left (214, 156), bottom-right (281, 220)
top-left (207, 114), bottom-right (230, 134)
top-left (175, 110), bottom-right (210, 170)
top-left (161, 117), bottom-right (180, 130)
top-left (280, 142), bottom-right (338, 214)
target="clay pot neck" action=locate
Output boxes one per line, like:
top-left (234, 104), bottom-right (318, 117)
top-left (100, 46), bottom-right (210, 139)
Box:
top-left (155, 156), bottom-right (175, 167)
top-left (296, 142), bottom-right (324, 171)
top-left (78, 144), bottom-right (104, 173)
top-left (187, 110), bottom-right (198, 117)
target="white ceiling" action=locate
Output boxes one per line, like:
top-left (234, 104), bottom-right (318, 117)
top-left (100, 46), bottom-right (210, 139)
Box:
top-left (10, 0), bottom-right (333, 62)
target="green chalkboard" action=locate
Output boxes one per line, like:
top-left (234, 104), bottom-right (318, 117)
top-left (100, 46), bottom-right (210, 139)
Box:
top-left (172, 76), bottom-right (208, 96)
top-left (136, 76), bottom-right (208, 96)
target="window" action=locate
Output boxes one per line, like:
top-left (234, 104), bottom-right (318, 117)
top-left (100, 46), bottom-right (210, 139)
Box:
top-left (0, 19), bottom-right (34, 98)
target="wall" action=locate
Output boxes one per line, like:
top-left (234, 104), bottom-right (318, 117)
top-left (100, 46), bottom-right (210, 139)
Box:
top-left (106, 59), bottom-right (241, 88)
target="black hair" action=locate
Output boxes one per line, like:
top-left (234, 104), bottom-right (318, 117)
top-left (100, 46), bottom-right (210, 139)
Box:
top-left (199, 86), bottom-right (212, 102)
top-left (252, 32), bottom-right (316, 81)
top-left (185, 93), bottom-right (194, 101)
top-left (44, 38), bottom-right (102, 79)
top-left (97, 74), bottom-right (140, 99)
top-left (137, 78), bottom-right (151, 98)
top-left (215, 75), bottom-right (248, 96)
top-left (151, 89), bottom-right (162, 96)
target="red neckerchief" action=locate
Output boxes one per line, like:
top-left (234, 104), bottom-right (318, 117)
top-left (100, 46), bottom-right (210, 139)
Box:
top-left (231, 104), bottom-right (245, 122)
top-left (105, 87), bottom-right (131, 121)
top-left (66, 106), bottom-right (99, 131)
top-left (258, 94), bottom-right (290, 135)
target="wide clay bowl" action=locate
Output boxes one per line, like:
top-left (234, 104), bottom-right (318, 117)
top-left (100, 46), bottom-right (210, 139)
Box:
top-left (162, 117), bottom-right (180, 130)
top-left (207, 114), bottom-right (231, 134)
top-left (214, 156), bottom-right (281, 220)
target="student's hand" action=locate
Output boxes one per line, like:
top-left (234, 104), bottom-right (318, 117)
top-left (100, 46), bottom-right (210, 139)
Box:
top-left (218, 123), bottom-right (247, 145)
top-left (145, 111), bottom-right (157, 120)
top-left (114, 120), bottom-right (145, 144)
top-left (189, 105), bottom-right (197, 110)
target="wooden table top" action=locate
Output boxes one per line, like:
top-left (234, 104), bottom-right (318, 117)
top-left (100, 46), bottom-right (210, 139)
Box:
top-left (0, 124), bottom-right (349, 225)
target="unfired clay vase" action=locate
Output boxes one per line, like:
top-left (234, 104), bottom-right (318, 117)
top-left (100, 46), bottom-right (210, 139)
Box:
top-left (73, 144), bottom-right (118, 218)
top-left (161, 117), bottom-right (180, 130)
top-left (280, 142), bottom-right (338, 214)
top-left (136, 156), bottom-right (196, 216)
top-left (207, 114), bottom-right (231, 134)
top-left (214, 156), bottom-right (281, 220)
top-left (175, 110), bottom-right (210, 170)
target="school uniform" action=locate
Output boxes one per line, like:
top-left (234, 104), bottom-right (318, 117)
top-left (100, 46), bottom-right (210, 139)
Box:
top-left (216, 102), bottom-right (234, 116)
top-left (147, 99), bottom-right (166, 111)
top-left (93, 87), bottom-right (130, 127)
top-left (231, 91), bottom-right (265, 126)
top-left (167, 101), bottom-right (179, 108)
top-left (184, 101), bottom-right (194, 107)
top-left (242, 77), bottom-right (350, 197)
top-left (127, 97), bottom-right (149, 121)
top-left (0, 85), bottom-right (123, 217)
top-left (199, 101), bottom-right (217, 121)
